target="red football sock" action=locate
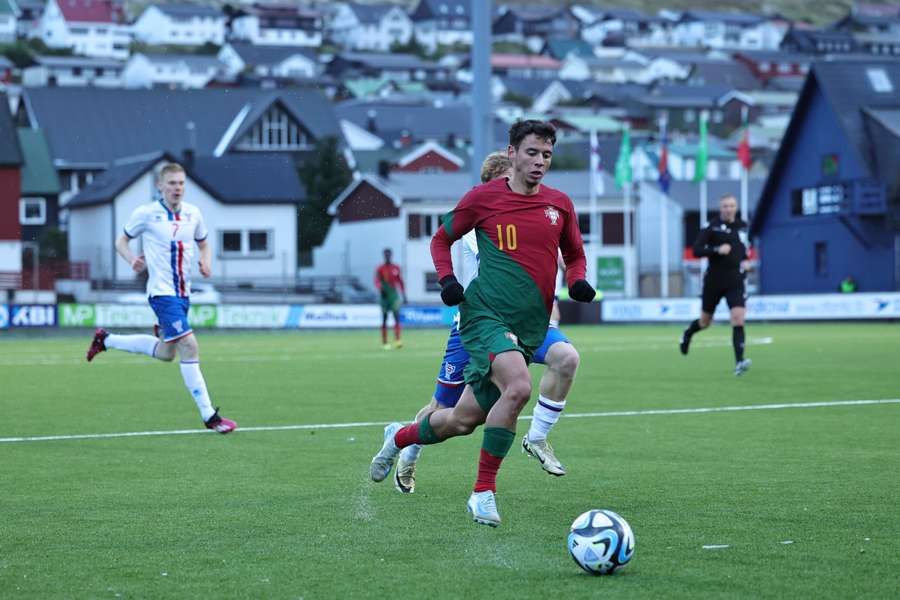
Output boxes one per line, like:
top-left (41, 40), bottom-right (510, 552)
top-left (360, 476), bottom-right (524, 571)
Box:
top-left (394, 423), bottom-right (420, 449)
top-left (473, 449), bottom-right (504, 493)
top-left (394, 322), bottom-right (401, 341)
top-left (381, 325), bottom-right (387, 344)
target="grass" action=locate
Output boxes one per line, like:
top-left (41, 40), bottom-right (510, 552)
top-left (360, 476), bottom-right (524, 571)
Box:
top-left (1, 323), bottom-right (899, 598)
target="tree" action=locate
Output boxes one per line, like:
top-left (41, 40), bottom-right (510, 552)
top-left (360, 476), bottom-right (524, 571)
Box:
top-left (297, 137), bottom-right (353, 254)
top-left (389, 35), bottom-right (428, 58)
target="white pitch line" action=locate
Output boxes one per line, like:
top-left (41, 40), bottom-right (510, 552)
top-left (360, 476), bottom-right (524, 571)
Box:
top-left (1, 398), bottom-right (898, 444)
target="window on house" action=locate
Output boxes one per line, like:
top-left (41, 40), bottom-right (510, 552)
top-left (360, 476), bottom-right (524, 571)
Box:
top-left (602, 212), bottom-right (625, 245)
top-left (221, 231), bottom-right (242, 254)
top-left (73, 67), bottom-right (82, 76)
top-left (814, 241), bottom-right (828, 277)
top-left (578, 213), bottom-right (591, 237)
top-left (684, 109), bottom-right (696, 123)
top-left (778, 62), bottom-right (792, 73)
top-left (425, 271), bottom-right (441, 292)
top-left (866, 68), bottom-right (893, 93)
top-left (248, 230), bottom-right (271, 255)
top-left (407, 213), bottom-right (422, 239)
top-left (235, 105), bottom-right (311, 150)
top-left (20, 198), bottom-right (47, 225)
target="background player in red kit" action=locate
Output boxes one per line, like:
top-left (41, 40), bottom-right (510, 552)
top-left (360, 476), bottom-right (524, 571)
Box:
top-left (369, 120), bottom-right (597, 526)
top-left (374, 248), bottom-right (406, 349)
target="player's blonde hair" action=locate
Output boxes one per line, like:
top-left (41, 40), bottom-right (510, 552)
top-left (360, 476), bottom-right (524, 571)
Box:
top-left (158, 163), bottom-right (185, 180)
top-left (480, 151), bottom-right (512, 183)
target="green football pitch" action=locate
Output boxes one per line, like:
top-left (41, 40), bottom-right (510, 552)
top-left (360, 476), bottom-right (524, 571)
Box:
top-left (2, 323), bottom-right (898, 599)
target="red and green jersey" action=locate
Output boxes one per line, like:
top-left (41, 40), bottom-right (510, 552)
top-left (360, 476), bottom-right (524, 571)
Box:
top-left (375, 262), bottom-right (405, 300)
top-left (431, 177), bottom-right (586, 351)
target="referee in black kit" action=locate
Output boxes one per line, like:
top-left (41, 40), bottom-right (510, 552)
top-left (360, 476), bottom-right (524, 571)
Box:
top-left (680, 193), bottom-right (753, 376)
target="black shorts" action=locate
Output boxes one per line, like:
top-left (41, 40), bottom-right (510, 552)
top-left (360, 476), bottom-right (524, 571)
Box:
top-left (701, 274), bottom-right (746, 314)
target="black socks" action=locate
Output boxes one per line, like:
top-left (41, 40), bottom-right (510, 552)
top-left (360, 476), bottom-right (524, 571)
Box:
top-left (733, 326), bottom-right (745, 363)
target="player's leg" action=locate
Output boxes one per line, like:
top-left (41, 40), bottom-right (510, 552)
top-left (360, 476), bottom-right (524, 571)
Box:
top-left (465, 350), bottom-right (531, 527)
top-left (370, 386), bottom-right (485, 483)
top-left (391, 307), bottom-right (403, 348)
top-left (525, 334), bottom-right (578, 476)
top-left (175, 333), bottom-right (236, 433)
top-left (728, 283), bottom-right (751, 375)
top-left (681, 280), bottom-right (720, 355)
top-left (380, 308), bottom-right (390, 349)
top-left (394, 397), bottom-right (438, 493)
top-left (87, 297), bottom-right (180, 362)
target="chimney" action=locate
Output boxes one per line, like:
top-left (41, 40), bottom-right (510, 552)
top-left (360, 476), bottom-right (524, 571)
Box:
top-left (366, 109), bottom-right (377, 133)
top-left (377, 160), bottom-right (392, 179)
top-left (183, 121), bottom-right (196, 167)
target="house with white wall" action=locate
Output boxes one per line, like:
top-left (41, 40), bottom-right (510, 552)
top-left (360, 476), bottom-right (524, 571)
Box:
top-left (307, 170), bottom-right (636, 301)
top-left (0, 0), bottom-right (17, 43)
top-left (217, 41), bottom-right (318, 79)
top-left (22, 55), bottom-right (124, 87)
top-left (123, 54), bottom-right (224, 89)
top-left (132, 3), bottom-right (226, 47)
top-left (67, 152), bottom-right (304, 284)
top-left (33, 0), bottom-right (130, 60)
top-left (668, 11), bottom-right (787, 50)
top-left (410, 0), bottom-right (472, 53)
top-left (329, 2), bottom-right (413, 52)
top-left (231, 3), bottom-right (323, 47)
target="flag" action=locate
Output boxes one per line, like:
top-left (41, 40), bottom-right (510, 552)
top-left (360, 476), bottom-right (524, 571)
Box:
top-left (693, 112), bottom-right (708, 183)
top-left (737, 108), bottom-right (752, 170)
top-left (589, 129), bottom-right (605, 196)
top-left (614, 125), bottom-right (632, 189)
top-left (658, 121), bottom-right (671, 194)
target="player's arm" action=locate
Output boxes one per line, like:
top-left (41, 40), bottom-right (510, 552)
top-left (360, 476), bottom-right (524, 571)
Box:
top-left (197, 239), bottom-right (212, 278)
top-left (118, 208), bottom-right (146, 273)
top-left (396, 271), bottom-right (407, 303)
top-left (693, 226), bottom-right (730, 257)
top-left (559, 200), bottom-right (595, 302)
top-left (430, 189), bottom-right (481, 305)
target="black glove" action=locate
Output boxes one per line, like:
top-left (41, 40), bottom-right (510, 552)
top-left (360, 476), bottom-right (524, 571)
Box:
top-left (439, 275), bottom-right (465, 306)
top-left (569, 279), bottom-right (596, 303)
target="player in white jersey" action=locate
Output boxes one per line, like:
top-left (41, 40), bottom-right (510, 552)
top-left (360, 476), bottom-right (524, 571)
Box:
top-left (85, 163), bottom-right (236, 433)
top-left (386, 152), bottom-right (582, 492)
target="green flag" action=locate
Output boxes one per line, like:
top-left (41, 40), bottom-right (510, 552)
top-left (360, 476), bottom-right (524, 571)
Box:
top-left (614, 126), bottom-right (632, 189)
top-left (694, 113), bottom-right (708, 182)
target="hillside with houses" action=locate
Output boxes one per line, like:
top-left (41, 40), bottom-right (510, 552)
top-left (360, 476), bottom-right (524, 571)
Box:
top-left (1, 0), bottom-right (898, 302)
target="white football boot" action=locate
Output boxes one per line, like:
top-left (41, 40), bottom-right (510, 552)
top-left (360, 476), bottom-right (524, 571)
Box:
top-left (369, 422), bottom-right (402, 482)
top-left (466, 490), bottom-right (501, 527)
top-left (521, 435), bottom-right (566, 476)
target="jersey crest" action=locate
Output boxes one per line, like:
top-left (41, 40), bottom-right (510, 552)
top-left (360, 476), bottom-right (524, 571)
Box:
top-left (544, 207), bottom-right (560, 226)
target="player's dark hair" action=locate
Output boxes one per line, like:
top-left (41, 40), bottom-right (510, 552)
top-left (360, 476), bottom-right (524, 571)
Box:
top-left (720, 193), bottom-right (737, 202)
top-left (508, 120), bottom-right (556, 149)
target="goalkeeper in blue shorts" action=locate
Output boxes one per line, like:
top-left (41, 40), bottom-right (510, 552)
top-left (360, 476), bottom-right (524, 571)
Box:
top-left (390, 152), bottom-right (581, 493)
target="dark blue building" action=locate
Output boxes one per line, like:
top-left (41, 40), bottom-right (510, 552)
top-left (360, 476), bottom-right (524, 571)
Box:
top-left (751, 60), bottom-right (900, 293)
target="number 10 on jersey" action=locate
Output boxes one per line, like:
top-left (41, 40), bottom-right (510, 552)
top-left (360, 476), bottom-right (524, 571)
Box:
top-left (496, 224), bottom-right (518, 251)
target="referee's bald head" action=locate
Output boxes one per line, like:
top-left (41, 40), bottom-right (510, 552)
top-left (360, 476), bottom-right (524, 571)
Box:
top-left (719, 193), bottom-right (738, 222)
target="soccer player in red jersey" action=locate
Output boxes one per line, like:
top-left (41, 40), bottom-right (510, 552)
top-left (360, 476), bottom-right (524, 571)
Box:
top-left (369, 120), bottom-right (597, 526)
top-left (374, 248), bottom-right (406, 349)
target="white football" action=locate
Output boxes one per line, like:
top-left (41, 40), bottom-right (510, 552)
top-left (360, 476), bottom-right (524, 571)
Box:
top-left (567, 509), bottom-right (635, 575)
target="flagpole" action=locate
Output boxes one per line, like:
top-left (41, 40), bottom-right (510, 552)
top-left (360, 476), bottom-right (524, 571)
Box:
top-left (589, 129), bottom-right (598, 289)
top-left (659, 115), bottom-right (669, 298)
top-left (698, 110), bottom-right (709, 287)
top-left (623, 171), bottom-right (632, 298)
top-left (740, 105), bottom-right (750, 222)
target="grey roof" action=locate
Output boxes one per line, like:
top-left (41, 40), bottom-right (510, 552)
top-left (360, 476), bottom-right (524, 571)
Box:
top-left (638, 84), bottom-right (735, 108)
top-left (347, 2), bottom-right (396, 24)
top-left (678, 10), bottom-right (764, 25)
top-left (69, 151), bottom-right (305, 207)
top-left (23, 87), bottom-right (343, 167)
top-left (153, 3), bottom-right (223, 19)
top-left (33, 55), bottom-right (124, 68)
top-left (734, 50), bottom-right (813, 64)
top-left (336, 99), bottom-right (471, 144)
top-left (664, 178), bottom-right (764, 211)
top-left (412, 0), bottom-right (470, 21)
top-left (227, 41), bottom-right (317, 67)
top-left (336, 52), bottom-right (440, 71)
top-left (0, 93), bottom-right (23, 166)
top-left (139, 54), bottom-right (224, 71)
top-left (499, 75), bottom-right (554, 99)
top-left (0, 56), bottom-right (13, 69)
top-left (688, 61), bottom-right (762, 90)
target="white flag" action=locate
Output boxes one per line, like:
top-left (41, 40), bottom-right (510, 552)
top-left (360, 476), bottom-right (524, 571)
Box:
top-left (590, 129), bottom-right (605, 196)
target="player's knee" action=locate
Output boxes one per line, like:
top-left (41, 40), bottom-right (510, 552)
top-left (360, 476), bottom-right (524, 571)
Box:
top-left (555, 347), bottom-right (580, 378)
top-left (504, 378), bottom-right (532, 409)
top-left (156, 345), bottom-right (176, 362)
top-left (176, 335), bottom-right (199, 360)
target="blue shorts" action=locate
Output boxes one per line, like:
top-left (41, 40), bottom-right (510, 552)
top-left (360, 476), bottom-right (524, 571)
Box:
top-left (149, 296), bottom-right (192, 343)
top-left (533, 326), bottom-right (570, 364)
top-left (432, 324), bottom-right (570, 407)
top-left (434, 324), bottom-right (469, 407)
